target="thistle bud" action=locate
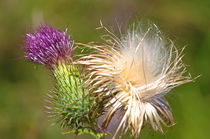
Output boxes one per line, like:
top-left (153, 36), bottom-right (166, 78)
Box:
top-left (24, 24), bottom-right (105, 138)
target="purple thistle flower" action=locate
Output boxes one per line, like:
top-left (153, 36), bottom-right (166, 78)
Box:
top-left (24, 24), bottom-right (72, 68)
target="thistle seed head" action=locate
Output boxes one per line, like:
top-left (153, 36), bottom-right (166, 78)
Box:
top-left (78, 22), bottom-right (193, 138)
top-left (24, 24), bottom-right (72, 68)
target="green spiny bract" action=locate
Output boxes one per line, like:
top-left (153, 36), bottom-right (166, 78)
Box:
top-left (48, 61), bottom-right (106, 138)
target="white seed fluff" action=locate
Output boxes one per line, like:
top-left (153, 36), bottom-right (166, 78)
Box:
top-left (77, 22), bottom-right (192, 139)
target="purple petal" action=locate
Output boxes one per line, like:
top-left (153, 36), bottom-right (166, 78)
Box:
top-left (24, 24), bottom-right (73, 68)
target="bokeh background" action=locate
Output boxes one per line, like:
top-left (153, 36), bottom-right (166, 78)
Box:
top-left (0, 0), bottom-right (209, 139)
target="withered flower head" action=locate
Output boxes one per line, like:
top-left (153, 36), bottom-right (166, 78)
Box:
top-left (78, 22), bottom-right (193, 138)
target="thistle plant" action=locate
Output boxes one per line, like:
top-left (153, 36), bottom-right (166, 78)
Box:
top-left (77, 22), bottom-right (193, 138)
top-left (24, 24), bottom-right (105, 138)
top-left (24, 22), bottom-right (194, 139)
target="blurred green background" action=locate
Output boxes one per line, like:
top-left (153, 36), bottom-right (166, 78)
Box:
top-left (0, 0), bottom-right (209, 139)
